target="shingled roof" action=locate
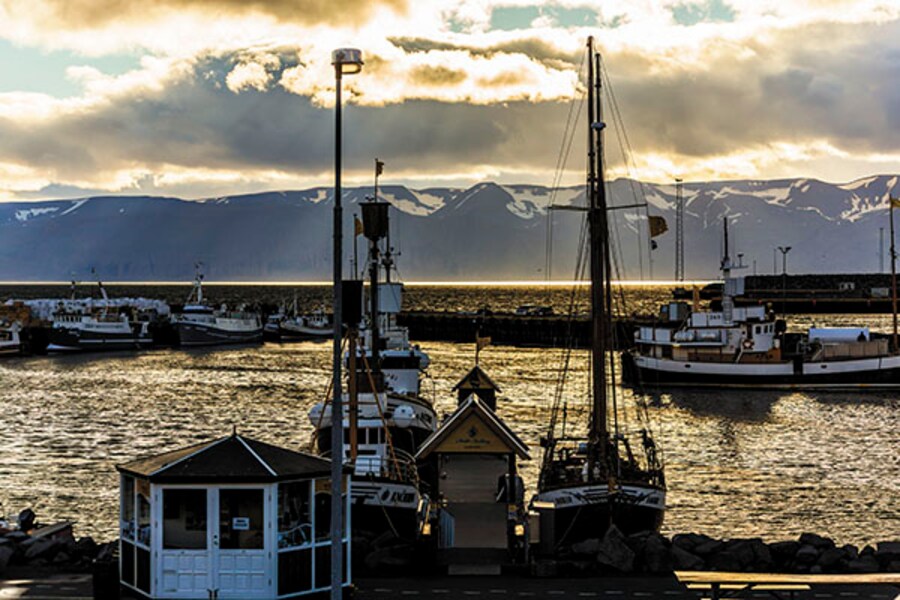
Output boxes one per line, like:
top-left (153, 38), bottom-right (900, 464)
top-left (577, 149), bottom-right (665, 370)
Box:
top-left (117, 433), bottom-right (333, 483)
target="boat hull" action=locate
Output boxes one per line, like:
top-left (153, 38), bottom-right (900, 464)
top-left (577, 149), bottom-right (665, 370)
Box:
top-left (46, 327), bottom-right (152, 352)
top-left (623, 351), bottom-right (900, 390)
top-left (533, 483), bottom-right (665, 548)
top-left (175, 322), bottom-right (263, 347)
top-left (349, 478), bottom-right (422, 572)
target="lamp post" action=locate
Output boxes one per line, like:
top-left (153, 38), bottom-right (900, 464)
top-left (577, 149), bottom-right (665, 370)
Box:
top-left (331, 46), bottom-right (362, 600)
top-left (778, 246), bottom-right (791, 318)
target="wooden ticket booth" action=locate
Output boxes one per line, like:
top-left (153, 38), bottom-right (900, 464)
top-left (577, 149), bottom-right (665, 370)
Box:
top-left (417, 393), bottom-right (529, 574)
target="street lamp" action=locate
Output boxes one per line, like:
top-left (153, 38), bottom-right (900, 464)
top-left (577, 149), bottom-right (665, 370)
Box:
top-left (778, 246), bottom-right (792, 318)
top-left (330, 46), bottom-right (363, 600)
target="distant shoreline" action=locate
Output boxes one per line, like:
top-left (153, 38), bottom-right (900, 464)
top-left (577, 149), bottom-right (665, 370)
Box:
top-left (0, 280), bottom-right (712, 287)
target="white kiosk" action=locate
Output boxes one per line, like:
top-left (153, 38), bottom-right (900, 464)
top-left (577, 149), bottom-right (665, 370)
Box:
top-left (117, 433), bottom-right (350, 599)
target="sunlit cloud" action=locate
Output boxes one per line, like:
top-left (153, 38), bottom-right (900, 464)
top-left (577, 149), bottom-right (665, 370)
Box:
top-left (0, 0), bottom-right (898, 199)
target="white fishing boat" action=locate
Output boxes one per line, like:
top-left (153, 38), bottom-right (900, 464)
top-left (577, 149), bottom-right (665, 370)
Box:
top-left (0, 322), bottom-right (22, 356)
top-left (622, 218), bottom-right (900, 390)
top-left (171, 266), bottom-right (263, 347)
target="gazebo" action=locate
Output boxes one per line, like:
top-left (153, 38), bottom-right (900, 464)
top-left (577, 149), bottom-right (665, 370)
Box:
top-left (117, 433), bottom-right (350, 599)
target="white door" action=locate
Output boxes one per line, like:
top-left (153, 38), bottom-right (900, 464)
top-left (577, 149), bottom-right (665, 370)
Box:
top-left (158, 488), bottom-right (212, 598)
top-left (213, 487), bottom-right (272, 599)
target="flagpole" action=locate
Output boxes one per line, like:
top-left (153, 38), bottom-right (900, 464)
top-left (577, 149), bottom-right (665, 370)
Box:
top-left (353, 213), bottom-right (359, 279)
top-left (891, 197), bottom-right (898, 351)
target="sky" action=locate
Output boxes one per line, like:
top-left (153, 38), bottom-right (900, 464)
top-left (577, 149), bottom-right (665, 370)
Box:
top-left (1, 0), bottom-right (899, 201)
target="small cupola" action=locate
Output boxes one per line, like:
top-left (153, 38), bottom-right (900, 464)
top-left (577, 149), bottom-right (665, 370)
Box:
top-left (451, 365), bottom-right (502, 410)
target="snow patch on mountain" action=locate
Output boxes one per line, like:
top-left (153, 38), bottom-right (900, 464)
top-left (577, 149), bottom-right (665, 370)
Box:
top-left (59, 199), bottom-right (88, 216)
top-left (501, 185), bottom-right (547, 219)
top-left (381, 191), bottom-right (432, 216)
top-left (839, 176), bottom-right (879, 191)
top-left (15, 207), bottom-right (58, 222)
top-left (409, 190), bottom-right (445, 211)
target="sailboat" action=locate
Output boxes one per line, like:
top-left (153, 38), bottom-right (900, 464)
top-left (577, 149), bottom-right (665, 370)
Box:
top-left (532, 37), bottom-right (666, 548)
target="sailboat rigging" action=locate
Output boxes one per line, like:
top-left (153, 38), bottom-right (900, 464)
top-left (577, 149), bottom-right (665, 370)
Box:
top-left (533, 37), bottom-right (666, 548)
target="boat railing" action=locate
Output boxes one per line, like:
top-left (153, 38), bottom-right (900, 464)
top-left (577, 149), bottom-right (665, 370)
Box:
top-left (352, 448), bottom-right (419, 483)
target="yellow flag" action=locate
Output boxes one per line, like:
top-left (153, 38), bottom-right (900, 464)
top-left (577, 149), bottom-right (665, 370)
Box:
top-left (891, 196), bottom-right (900, 209)
top-left (476, 336), bottom-right (492, 351)
top-left (354, 216), bottom-right (364, 236)
top-left (649, 215), bottom-right (668, 238)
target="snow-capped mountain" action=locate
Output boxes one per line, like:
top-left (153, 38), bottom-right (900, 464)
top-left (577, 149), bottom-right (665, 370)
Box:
top-left (1, 175), bottom-right (897, 281)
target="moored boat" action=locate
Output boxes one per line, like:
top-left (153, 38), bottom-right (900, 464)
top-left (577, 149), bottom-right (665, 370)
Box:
top-left (171, 266), bottom-right (263, 347)
top-left (623, 218), bottom-right (900, 390)
top-left (0, 322), bottom-right (22, 356)
top-left (532, 37), bottom-right (666, 549)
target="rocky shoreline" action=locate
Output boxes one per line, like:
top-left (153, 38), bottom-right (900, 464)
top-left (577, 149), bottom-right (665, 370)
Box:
top-left (534, 527), bottom-right (900, 577)
top-left (2, 522), bottom-right (898, 579)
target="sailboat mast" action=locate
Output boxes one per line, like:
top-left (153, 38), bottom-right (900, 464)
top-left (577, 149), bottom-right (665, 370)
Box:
top-left (587, 36), bottom-right (608, 458)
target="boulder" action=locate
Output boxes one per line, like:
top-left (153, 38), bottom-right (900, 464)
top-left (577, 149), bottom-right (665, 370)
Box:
top-left (596, 525), bottom-right (635, 573)
top-left (841, 544), bottom-right (859, 561)
top-left (22, 537), bottom-right (60, 561)
top-left (875, 541), bottom-right (900, 564)
top-left (672, 533), bottom-right (713, 553)
top-left (73, 537), bottom-right (99, 560)
top-left (748, 539), bottom-right (773, 571)
top-left (721, 540), bottom-right (756, 570)
top-left (640, 533), bottom-right (673, 574)
top-left (847, 556), bottom-right (880, 573)
top-left (708, 550), bottom-right (743, 572)
top-left (769, 541), bottom-right (799, 561)
top-left (671, 545), bottom-right (705, 570)
top-left (816, 547), bottom-right (845, 569)
top-left (0, 545), bottom-right (13, 573)
top-left (799, 533), bottom-right (834, 550)
top-left (694, 539), bottom-right (725, 557)
top-left (571, 538), bottom-right (601, 556)
top-left (795, 544), bottom-right (820, 566)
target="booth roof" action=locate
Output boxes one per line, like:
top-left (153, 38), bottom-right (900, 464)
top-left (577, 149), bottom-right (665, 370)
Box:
top-left (117, 434), bottom-right (335, 483)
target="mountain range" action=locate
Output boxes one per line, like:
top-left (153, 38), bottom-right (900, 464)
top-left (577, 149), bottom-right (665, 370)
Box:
top-left (1, 175), bottom-right (898, 282)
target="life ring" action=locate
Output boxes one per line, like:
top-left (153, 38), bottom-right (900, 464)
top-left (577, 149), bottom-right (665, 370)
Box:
top-left (742, 339), bottom-right (754, 350)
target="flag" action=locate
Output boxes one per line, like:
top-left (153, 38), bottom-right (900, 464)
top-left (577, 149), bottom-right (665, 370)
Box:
top-left (476, 335), bottom-right (492, 351)
top-left (354, 216), bottom-right (364, 236)
top-left (891, 196), bottom-right (900, 209)
top-left (649, 215), bottom-right (668, 237)
top-left (375, 159), bottom-right (385, 177)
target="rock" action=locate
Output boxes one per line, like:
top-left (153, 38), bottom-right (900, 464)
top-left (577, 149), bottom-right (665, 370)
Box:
top-left (748, 539), bottom-right (773, 571)
top-left (886, 560), bottom-right (900, 573)
top-left (571, 538), bottom-right (601, 556)
top-left (532, 559), bottom-right (558, 577)
top-left (860, 545), bottom-right (875, 557)
top-left (640, 533), bottom-right (673, 574)
top-left (73, 537), bottom-right (99, 560)
top-left (847, 556), bottom-right (880, 573)
top-left (816, 547), bottom-right (845, 569)
top-left (769, 541), bottom-right (799, 561)
top-left (795, 544), bottom-right (820, 566)
top-left (672, 533), bottom-right (713, 553)
top-left (875, 541), bottom-right (900, 563)
top-left (23, 537), bottom-right (60, 561)
top-left (671, 545), bottom-right (705, 570)
top-left (810, 565), bottom-right (823, 574)
top-left (52, 551), bottom-right (71, 564)
top-left (799, 533), bottom-right (834, 550)
top-left (4, 531), bottom-right (28, 543)
top-left (0, 545), bottom-right (13, 573)
top-left (722, 540), bottom-right (756, 570)
top-left (694, 539), bottom-right (725, 557)
top-left (841, 544), bottom-right (859, 561)
top-left (709, 550), bottom-right (743, 572)
top-left (596, 525), bottom-right (635, 573)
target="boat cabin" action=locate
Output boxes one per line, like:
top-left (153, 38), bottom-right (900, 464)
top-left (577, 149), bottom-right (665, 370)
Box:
top-left (417, 394), bottom-right (530, 573)
top-left (117, 433), bottom-right (350, 599)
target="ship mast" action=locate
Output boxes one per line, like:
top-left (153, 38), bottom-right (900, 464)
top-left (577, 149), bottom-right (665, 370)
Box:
top-left (587, 36), bottom-right (608, 470)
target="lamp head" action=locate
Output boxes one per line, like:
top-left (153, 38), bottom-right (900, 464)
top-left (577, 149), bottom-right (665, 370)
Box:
top-left (332, 48), bottom-right (364, 76)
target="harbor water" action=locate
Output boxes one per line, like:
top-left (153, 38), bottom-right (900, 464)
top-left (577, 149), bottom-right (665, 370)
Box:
top-left (0, 284), bottom-right (897, 545)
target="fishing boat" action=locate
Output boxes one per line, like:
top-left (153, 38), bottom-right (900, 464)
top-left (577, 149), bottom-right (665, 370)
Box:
top-left (0, 322), bottom-right (22, 356)
top-left (46, 279), bottom-right (155, 352)
top-left (171, 266), bottom-right (263, 346)
top-left (265, 304), bottom-right (332, 341)
top-left (532, 37), bottom-right (666, 548)
top-left (622, 217), bottom-right (900, 389)
top-left (307, 165), bottom-right (436, 569)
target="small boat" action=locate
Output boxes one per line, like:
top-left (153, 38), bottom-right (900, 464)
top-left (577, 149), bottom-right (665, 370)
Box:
top-left (171, 266), bottom-right (262, 347)
top-left (622, 218), bottom-right (900, 389)
top-left (265, 304), bottom-right (332, 341)
top-left (46, 279), bottom-right (154, 352)
top-left (532, 37), bottom-right (666, 549)
top-left (0, 322), bottom-right (22, 356)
